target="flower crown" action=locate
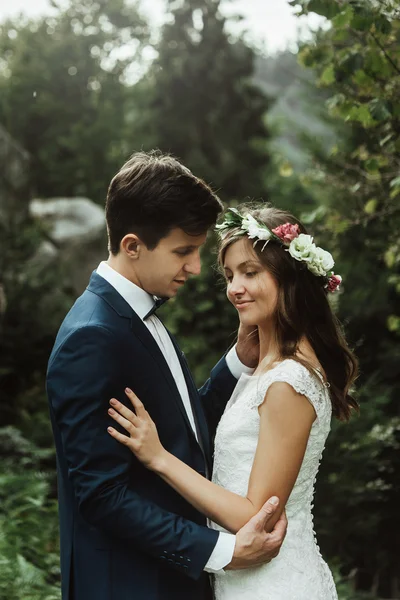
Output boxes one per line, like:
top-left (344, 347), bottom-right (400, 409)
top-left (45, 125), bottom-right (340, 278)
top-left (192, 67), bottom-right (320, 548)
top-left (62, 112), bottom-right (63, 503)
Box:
top-left (216, 208), bottom-right (342, 293)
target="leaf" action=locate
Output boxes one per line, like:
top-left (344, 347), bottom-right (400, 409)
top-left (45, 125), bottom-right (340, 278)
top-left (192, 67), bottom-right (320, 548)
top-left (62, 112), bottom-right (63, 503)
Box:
top-left (380, 133), bottom-right (393, 147)
top-left (353, 69), bottom-right (372, 87)
top-left (365, 50), bottom-right (392, 78)
top-left (298, 46), bottom-right (315, 68)
top-left (329, 144), bottom-right (339, 156)
top-left (300, 205), bottom-right (327, 224)
top-left (366, 170), bottom-right (381, 182)
top-left (339, 51), bottom-right (364, 73)
top-left (307, 0), bottom-right (341, 19)
top-left (347, 105), bottom-right (375, 127)
top-left (365, 159), bottom-right (380, 173)
top-left (389, 175), bottom-right (400, 197)
top-left (368, 99), bottom-right (392, 121)
top-left (351, 12), bottom-right (375, 32)
top-left (216, 207), bottom-right (243, 231)
top-left (279, 161), bottom-right (293, 178)
top-left (389, 187), bottom-right (400, 199)
top-left (389, 176), bottom-right (400, 188)
top-left (351, 182), bottom-right (361, 193)
top-left (385, 248), bottom-right (396, 268)
top-left (374, 16), bottom-right (392, 35)
top-left (320, 64), bottom-right (335, 86)
top-left (326, 93), bottom-right (345, 111)
top-left (332, 6), bottom-right (354, 28)
top-left (364, 199), bottom-right (378, 214)
top-left (353, 145), bottom-right (369, 160)
top-left (387, 315), bottom-right (400, 333)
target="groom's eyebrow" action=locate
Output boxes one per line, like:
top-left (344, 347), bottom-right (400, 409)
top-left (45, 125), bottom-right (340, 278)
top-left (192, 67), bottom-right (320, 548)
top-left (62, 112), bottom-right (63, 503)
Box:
top-left (173, 245), bottom-right (197, 251)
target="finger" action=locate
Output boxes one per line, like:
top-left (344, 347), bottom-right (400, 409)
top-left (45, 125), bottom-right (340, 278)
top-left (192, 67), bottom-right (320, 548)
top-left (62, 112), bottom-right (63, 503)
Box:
top-left (270, 509), bottom-right (288, 542)
top-left (274, 508), bottom-right (287, 529)
top-left (109, 397), bottom-right (139, 424)
top-left (107, 426), bottom-right (132, 446)
top-left (248, 497), bottom-right (279, 530)
top-left (124, 387), bottom-right (147, 417)
top-left (108, 407), bottom-right (137, 435)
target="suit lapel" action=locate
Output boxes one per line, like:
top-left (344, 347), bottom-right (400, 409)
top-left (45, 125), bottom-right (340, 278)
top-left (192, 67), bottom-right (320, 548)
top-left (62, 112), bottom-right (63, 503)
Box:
top-left (166, 331), bottom-right (212, 471)
top-left (129, 313), bottom-right (200, 442)
top-left (87, 272), bottom-right (202, 447)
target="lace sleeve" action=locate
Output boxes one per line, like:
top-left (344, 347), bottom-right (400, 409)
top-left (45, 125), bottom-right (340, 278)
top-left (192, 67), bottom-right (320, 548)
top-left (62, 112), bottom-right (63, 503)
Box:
top-left (250, 360), bottom-right (329, 423)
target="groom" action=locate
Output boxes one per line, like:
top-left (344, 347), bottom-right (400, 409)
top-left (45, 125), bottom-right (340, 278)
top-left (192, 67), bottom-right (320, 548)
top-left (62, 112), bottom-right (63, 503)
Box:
top-left (46, 151), bottom-right (286, 600)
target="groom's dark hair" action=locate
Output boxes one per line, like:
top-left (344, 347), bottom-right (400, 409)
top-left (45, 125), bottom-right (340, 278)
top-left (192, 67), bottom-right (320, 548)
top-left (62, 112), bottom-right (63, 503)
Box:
top-left (106, 150), bottom-right (223, 255)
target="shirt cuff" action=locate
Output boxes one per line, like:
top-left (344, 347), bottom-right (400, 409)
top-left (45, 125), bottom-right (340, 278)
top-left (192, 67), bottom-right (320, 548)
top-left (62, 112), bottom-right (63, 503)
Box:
top-left (225, 345), bottom-right (255, 380)
top-left (204, 532), bottom-right (236, 574)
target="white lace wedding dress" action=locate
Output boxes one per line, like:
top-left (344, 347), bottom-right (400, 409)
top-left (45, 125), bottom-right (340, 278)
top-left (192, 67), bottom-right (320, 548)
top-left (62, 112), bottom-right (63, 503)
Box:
top-left (211, 359), bottom-right (338, 600)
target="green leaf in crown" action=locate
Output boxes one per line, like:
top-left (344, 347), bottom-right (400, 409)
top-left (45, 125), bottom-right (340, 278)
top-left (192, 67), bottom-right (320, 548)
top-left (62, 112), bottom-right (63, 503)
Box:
top-left (215, 207), bottom-right (243, 235)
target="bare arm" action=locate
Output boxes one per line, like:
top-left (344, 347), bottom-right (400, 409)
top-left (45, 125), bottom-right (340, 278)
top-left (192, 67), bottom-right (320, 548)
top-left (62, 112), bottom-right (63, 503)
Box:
top-left (108, 382), bottom-right (315, 534)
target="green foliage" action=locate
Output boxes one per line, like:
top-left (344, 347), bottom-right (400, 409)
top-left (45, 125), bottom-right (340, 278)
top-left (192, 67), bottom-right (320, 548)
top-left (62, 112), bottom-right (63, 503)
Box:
top-left (0, 214), bottom-right (73, 429)
top-left (292, 1), bottom-right (400, 596)
top-left (131, 0), bottom-right (271, 382)
top-left (0, 0), bottom-right (149, 202)
top-left (131, 0), bottom-right (270, 201)
top-left (0, 427), bottom-right (60, 599)
top-left (333, 565), bottom-right (377, 600)
top-left (1, 0), bottom-right (399, 596)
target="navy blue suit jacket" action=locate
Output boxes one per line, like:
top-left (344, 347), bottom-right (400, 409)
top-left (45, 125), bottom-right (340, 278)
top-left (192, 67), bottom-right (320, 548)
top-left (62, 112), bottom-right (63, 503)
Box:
top-left (46, 272), bottom-right (237, 600)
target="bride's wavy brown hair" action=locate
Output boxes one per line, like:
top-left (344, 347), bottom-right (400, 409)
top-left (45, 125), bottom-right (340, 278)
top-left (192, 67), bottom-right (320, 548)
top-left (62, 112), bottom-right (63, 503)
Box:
top-left (218, 204), bottom-right (359, 421)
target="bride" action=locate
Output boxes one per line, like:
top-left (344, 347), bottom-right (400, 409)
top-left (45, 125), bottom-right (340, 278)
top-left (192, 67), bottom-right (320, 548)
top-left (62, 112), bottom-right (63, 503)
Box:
top-left (107, 204), bottom-right (358, 599)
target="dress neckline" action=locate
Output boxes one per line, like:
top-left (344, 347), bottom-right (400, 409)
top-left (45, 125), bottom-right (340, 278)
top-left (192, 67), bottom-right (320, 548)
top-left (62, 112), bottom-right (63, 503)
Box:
top-left (242, 358), bottom-right (330, 388)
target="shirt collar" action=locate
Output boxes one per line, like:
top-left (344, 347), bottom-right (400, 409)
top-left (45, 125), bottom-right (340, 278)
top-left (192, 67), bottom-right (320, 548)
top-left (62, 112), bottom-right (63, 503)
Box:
top-left (96, 261), bottom-right (155, 320)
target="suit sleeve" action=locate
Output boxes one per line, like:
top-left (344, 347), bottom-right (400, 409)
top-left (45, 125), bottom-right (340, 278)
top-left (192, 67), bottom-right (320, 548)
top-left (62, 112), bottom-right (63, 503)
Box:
top-left (47, 325), bottom-right (218, 580)
top-left (198, 356), bottom-right (238, 440)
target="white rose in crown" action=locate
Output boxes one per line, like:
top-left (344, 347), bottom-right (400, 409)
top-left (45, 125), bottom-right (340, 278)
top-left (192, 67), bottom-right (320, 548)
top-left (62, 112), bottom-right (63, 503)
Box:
top-left (308, 247), bottom-right (335, 277)
top-left (242, 214), bottom-right (272, 241)
top-left (288, 234), bottom-right (316, 263)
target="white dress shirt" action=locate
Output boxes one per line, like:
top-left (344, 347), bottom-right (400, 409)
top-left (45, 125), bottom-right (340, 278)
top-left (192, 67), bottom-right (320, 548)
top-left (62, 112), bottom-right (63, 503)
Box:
top-left (96, 261), bottom-right (253, 573)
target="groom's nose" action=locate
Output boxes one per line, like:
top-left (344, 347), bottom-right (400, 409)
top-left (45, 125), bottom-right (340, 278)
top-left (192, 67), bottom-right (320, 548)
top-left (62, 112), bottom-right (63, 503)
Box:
top-left (184, 252), bottom-right (201, 276)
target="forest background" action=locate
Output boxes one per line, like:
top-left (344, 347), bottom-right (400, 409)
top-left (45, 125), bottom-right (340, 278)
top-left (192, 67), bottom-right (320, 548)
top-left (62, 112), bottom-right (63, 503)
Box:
top-left (0, 0), bottom-right (399, 598)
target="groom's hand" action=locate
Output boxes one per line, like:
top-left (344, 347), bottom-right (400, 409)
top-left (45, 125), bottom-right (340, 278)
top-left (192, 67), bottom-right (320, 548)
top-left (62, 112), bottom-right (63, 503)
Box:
top-left (226, 497), bottom-right (287, 570)
top-left (236, 323), bottom-right (259, 369)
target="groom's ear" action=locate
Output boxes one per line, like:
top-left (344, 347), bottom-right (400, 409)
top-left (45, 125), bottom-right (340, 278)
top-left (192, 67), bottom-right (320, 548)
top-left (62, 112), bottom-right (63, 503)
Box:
top-left (121, 233), bottom-right (143, 259)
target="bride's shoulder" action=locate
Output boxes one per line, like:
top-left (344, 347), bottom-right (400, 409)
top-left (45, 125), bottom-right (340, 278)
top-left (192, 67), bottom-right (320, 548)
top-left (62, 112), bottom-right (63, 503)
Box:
top-left (262, 358), bottom-right (315, 379)
top-left (270, 359), bottom-right (327, 393)
top-left (253, 359), bottom-right (330, 416)
top-left (269, 358), bottom-right (326, 384)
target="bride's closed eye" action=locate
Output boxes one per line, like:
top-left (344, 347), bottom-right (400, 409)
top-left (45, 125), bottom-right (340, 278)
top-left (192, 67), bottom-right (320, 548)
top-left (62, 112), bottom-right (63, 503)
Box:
top-left (225, 272), bottom-right (257, 283)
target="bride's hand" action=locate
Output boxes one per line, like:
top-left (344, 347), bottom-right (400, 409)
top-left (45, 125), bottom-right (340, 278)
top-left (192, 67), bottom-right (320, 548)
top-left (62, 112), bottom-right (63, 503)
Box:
top-left (236, 323), bottom-right (260, 368)
top-left (107, 388), bottom-right (167, 471)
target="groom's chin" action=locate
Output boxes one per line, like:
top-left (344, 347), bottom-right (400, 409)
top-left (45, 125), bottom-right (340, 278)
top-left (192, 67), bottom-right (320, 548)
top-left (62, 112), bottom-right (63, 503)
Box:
top-left (170, 280), bottom-right (186, 294)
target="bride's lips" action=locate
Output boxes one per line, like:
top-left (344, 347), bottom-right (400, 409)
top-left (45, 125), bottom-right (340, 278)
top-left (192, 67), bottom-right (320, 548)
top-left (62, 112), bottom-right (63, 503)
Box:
top-left (235, 301), bottom-right (254, 310)
top-left (173, 279), bottom-right (186, 285)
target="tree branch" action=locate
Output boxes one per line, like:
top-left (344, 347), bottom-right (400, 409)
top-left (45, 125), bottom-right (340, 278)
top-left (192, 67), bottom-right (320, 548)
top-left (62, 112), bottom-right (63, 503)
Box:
top-left (369, 31), bottom-right (400, 77)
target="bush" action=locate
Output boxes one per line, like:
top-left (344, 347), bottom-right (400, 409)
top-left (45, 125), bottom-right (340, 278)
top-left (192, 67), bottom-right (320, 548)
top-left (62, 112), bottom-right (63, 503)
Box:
top-left (0, 427), bottom-right (60, 599)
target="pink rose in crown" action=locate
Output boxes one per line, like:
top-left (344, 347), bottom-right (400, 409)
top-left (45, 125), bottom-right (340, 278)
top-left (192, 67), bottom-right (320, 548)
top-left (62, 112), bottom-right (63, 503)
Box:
top-left (327, 274), bottom-right (342, 293)
top-left (272, 223), bottom-right (300, 243)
